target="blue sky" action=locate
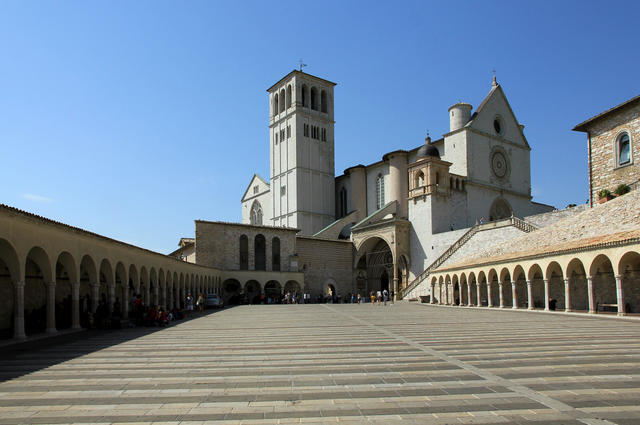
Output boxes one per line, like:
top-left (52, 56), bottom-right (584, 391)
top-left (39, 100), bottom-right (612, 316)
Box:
top-left (1, 1), bottom-right (638, 253)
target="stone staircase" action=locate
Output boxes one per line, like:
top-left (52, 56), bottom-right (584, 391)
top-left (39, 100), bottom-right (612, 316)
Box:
top-left (401, 216), bottom-right (537, 300)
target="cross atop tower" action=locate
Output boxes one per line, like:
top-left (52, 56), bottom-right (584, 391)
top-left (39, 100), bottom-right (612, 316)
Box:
top-left (299, 59), bottom-right (307, 71)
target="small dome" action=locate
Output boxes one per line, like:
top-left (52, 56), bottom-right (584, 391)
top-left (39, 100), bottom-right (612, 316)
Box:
top-left (417, 144), bottom-right (440, 159)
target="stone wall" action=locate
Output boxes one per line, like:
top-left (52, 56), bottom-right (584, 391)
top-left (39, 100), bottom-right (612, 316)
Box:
top-left (524, 204), bottom-right (588, 228)
top-left (296, 236), bottom-right (354, 298)
top-left (195, 221), bottom-right (297, 272)
top-left (587, 101), bottom-right (640, 202)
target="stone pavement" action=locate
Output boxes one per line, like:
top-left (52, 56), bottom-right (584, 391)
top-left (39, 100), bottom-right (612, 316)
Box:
top-left (1, 303), bottom-right (640, 425)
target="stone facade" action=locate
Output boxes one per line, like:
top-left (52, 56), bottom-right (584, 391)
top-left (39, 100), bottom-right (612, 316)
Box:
top-left (296, 237), bottom-right (354, 297)
top-left (574, 96), bottom-right (640, 204)
top-left (195, 221), bottom-right (297, 272)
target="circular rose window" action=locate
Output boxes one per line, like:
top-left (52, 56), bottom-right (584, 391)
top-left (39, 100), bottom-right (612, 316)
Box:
top-left (491, 151), bottom-right (508, 178)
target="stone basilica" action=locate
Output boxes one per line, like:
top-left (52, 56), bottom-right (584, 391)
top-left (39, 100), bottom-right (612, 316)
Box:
top-left (231, 70), bottom-right (553, 301)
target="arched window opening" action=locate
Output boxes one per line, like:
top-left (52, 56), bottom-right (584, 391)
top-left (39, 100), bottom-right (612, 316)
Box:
top-left (286, 84), bottom-right (292, 108)
top-left (273, 94), bottom-right (279, 116)
top-left (339, 187), bottom-right (347, 217)
top-left (321, 90), bottom-right (327, 113)
top-left (250, 200), bottom-right (263, 225)
top-left (376, 174), bottom-right (385, 210)
top-left (310, 87), bottom-right (318, 110)
top-left (618, 133), bottom-right (631, 165)
top-left (279, 88), bottom-right (286, 113)
top-left (272, 237), bottom-right (280, 271)
top-left (255, 234), bottom-right (266, 271)
top-left (417, 171), bottom-right (424, 188)
top-left (435, 172), bottom-right (440, 186)
top-left (239, 235), bottom-right (248, 270)
top-left (301, 84), bottom-right (308, 107)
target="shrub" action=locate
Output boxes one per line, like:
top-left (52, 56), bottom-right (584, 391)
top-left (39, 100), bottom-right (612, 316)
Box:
top-left (598, 189), bottom-right (612, 199)
top-left (614, 183), bottom-right (630, 196)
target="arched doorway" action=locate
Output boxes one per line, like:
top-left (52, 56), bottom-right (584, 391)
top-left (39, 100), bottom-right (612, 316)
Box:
top-left (355, 237), bottom-right (393, 297)
top-left (244, 280), bottom-right (261, 304)
top-left (222, 279), bottom-right (241, 305)
top-left (264, 280), bottom-right (281, 303)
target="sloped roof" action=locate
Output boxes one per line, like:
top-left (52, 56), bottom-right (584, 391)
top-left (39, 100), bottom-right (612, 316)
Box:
top-left (241, 173), bottom-right (270, 202)
top-left (573, 94), bottom-right (640, 132)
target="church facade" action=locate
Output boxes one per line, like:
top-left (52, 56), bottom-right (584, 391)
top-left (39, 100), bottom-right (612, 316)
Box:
top-left (235, 70), bottom-right (554, 300)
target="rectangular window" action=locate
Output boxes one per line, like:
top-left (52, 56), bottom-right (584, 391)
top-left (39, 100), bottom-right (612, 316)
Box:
top-left (275, 133), bottom-right (278, 144)
top-left (280, 185), bottom-right (286, 196)
top-left (253, 186), bottom-right (259, 194)
top-left (303, 123), bottom-right (309, 137)
top-left (287, 125), bottom-right (291, 138)
top-left (321, 128), bottom-right (326, 142)
top-left (280, 129), bottom-right (285, 141)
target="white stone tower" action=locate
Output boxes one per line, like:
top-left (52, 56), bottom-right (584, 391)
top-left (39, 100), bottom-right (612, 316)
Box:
top-left (267, 70), bottom-right (336, 235)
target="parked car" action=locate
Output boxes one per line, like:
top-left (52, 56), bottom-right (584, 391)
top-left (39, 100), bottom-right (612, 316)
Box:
top-left (205, 294), bottom-right (224, 309)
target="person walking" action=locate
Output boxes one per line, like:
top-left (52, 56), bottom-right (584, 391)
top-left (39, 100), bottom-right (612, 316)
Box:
top-left (196, 293), bottom-right (205, 312)
top-left (383, 289), bottom-right (389, 306)
top-left (186, 293), bottom-right (194, 316)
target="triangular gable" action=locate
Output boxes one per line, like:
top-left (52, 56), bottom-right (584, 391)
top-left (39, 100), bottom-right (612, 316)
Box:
top-left (467, 84), bottom-right (530, 149)
top-left (241, 173), bottom-right (270, 202)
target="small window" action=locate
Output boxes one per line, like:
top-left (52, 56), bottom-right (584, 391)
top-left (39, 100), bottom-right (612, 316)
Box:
top-left (281, 185), bottom-right (286, 196)
top-left (618, 133), bottom-right (631, 165)
top-left (303, 123), bottom-right (309, 137)
top-left (287, 125), bottom-right (291, 138)
top-left (493, 118), bottom-right (502, 134)
top-left (253, 186), bottom-right (259, 194)
top-left (376, 174), bottom-right (385, 209)
top-left (275, 133), bottom-right (278, 144)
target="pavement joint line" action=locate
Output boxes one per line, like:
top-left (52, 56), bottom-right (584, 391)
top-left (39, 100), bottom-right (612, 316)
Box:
top-left (323, 304), bottom-right (618, 425)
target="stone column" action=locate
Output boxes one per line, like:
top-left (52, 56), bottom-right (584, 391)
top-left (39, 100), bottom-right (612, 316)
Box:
top-left (487, 283), bottom-right (493, 307)
top-left (430, 283), bottom-right (435, 304)
top-left (46, 281), bottom-right (57, 334)
top-left (180, 286), bottom-right (185, 308)
top-left (615, 275), bottom-right (626, 316)
top-left (476, 283), bottom-right (481, 307)
top-left (467, 283), bottom-right (472, 306)
top-left (564, 278), bottom-right (572, 312)
top-left (511, 280), bottom-right (517, 309)
top-left (145, 284), bottom-right (150, 306)
top-left (499, 282), bottom-right (505, 308)
top-left (587, 276), bottom-right (595, 314)
top-left (392, 262), bottom-right (399, 302)
top-left (13, 281), bottom-right (26, 339)
top-left (71, 282), bottom-right (81, 329)
top-left (91, 284), bottom-right (99, 313)
top-left (526, 280), bottom-right (534, 310)
top-left (169, 287), bottom-right (174, 309)
top-left (108, 285), bottom-right (116, 314)
top-left (543, 279), bottom-right (550, 311)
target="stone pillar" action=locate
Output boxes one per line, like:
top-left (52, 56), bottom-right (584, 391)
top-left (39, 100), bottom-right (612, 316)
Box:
top-left (487, 283), bottom-right (493, 307)
top-left (145, 284), bottom-right (150, 306)
top-left (615, 275), bottom-right (626, 316)
top-left (169, 287), bottom-right (174, 309)
top-left (180, 286), bottom-right (185, 308)
top-left (430, 283), bottom-right (435, 304)
top-left (108, 284), bottom-right (116, 314)
top-left (564, 278), bottom-right (572, 312)
top-left (499, 282), bottom-right (505, 308)
top-left (467, 283), bottom-right (472, 306)
top-left (46, 281), bottom-right (57, 334)
top-left (543, 279), bottom-right (550, 311)
top-left (511, 280), bottom-right (517, 309)
top-left (476, 283), bottom-right (481, 307)
top-left (587, 276), bottom-right (595, 314)
top-left (392, 262), bottom-right (399, 302)
top-left (526, 280), bottom-right (533, 310)
top-left (13, 281), bottom-right (26, 339)
top-left (71, 282), bottom-right (81, 329)
top-left (91, 284), bottom-right (99, 313)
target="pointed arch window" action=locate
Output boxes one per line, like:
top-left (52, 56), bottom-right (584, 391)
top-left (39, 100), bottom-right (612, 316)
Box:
top-left (254, 234), bottom-right (266, 271)
top-left (250, 201), bottom-right (263, 225)
top-left (339, 186), bottom-right (347, 217)
top-left (376, 174), bottom-right (385, 210)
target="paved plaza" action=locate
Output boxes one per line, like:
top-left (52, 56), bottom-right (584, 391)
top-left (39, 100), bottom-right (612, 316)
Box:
top-left (1, 304), bottom-right (640, 425)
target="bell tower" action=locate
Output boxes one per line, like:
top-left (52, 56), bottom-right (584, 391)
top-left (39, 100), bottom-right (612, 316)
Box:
top-left (267, 70), bottom-right (336, 235)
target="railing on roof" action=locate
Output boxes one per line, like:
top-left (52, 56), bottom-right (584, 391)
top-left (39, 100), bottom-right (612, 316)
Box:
top-left (400, 216), bottom-right (537, 299)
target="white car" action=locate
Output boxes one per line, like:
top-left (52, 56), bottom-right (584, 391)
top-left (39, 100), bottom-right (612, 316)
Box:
top-left (205, 294), bottom-right (224, 309)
